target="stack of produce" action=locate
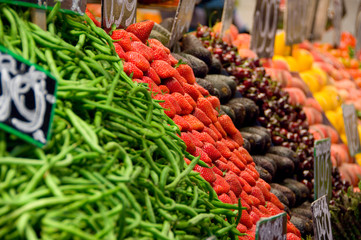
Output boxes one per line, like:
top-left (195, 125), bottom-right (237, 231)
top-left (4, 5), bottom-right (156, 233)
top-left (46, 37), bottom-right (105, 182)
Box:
top-left (0, 4), bottom-right (250, 239)
top-left (99, 14), bottom-right (302, 238)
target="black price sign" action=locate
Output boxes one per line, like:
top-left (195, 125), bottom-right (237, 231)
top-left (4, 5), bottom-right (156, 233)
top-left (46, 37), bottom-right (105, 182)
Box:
top-left (356, 2), bottom-right (361, 53)
top-left (250, 0), bottom-right (280, 59)
top-left (0, 46), bottom-right (57, 147)
top-left (220, 0), bottom-right (235, 39)
top-left (314, 138), bottom-right (332, 202)
top-left (332, 0), bottom-right (342, 47)
top-left (168, 0), bottom-right (196, 48)
top-left (310, 0), bottom-right (331, 41)
top-left (101, 0), bottom-right (137, 29)
top-left (305, 0), bottom-right (318, 40)
top-left (0, 0), bottom-right (86, 15)
top-left (342, 104), bottom-right (361, 156)
top-left (311, 195), bottom-right (333, 240)
top-left (284, 0), bottom-right (309, 45)
top-left (255, 212), bottom-right (287, 240)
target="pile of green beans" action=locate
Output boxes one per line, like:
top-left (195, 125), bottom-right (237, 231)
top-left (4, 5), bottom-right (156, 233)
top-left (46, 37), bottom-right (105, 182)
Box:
top-left (0, 3), bottom-right (244, 240)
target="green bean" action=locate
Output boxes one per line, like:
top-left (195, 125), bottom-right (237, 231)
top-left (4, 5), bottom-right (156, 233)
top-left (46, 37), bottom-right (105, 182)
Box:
top-left (144, 189), bottom-right (156, 223)
top-left (2, 7), bottom-right (18, 39)
top-left (45, 173), bottom-right (63, 197)
top-left (166, 156), bottom-right (199, 190)
top-left (42, 218), bottom-right (96, 240)
top-left (46, 1), bottom-right (61, 24)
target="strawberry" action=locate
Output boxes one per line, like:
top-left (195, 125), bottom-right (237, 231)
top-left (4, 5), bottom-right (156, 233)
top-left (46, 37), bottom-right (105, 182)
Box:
top-left (124, 51), bottom-right (150, 71)
top-left (193, 108), bottom-right (212, 126)
top-left (232, 150), bottom-right (247, 165)
top-left (193, 164), bottom-right (217, 183)
top-left (214, 160), bottom-right (229, 172)
top-left (207, 95), bottom-right (221, 110)
top-left (212, 174), bottom-right (230, 195)
top-left (286, 233), bottom-right (301, 240)
top-left (240, 197), bottom-right (251, 211)
top-left (159, 85), bottom-right (169, 94)
top-left (257, 178), bottom-right (271, 191)
top-left (193, 146), bottom-right (212, 164)
top-left (218, 115), bottom-right (238, 136)
top-left (213, 121), bottom-right (227, 138)
top-left (182, 115), bottom-right (204, 131)
top-left (248, 194), bottom-right (261, 207)
top-left (251, 186), bottom-right (265, 206)
top-left (218, 156), bottom-right (228, 164)
top-left (227, 161), bottom-right (241, 175)
top-left (126, 20), bottom-right (154, 43)
top-left (240, 171), bottom-right (256, 186)
top-left (194, 82), bottom-right (209, 96)
top-left (249, 208), bottom-right (261, 225)
top-left (152, 46), bottom-right (172, 64)
top-left (240, 191), bottom-right (253, 207)
top-left (238, 176), bottom-right (252, 194)
top-left (180, 132), bottom-right (196, 154)
top-left (199, 132), bottom-right (216, 145)
top-left (197, 98), bottom-right (218, 123)
top-left (237, 147), bottom-right (253, 164)
top-left (228, 137), bottom-right (240, 149)
top-left (230, 131), bottom-right (244, 147)
top-left (187, 133), bottom-right (204, 148)
top-left (172, 93), bottom-right (193, 115)
top-left (212, 165), bottom-right (224, 176)
top-left (144, 67), bottom-right (161, 85)
top-left (113, 42), bottom-right (126, 59)
top-left (85, 8), bottom-right (101, 27)
top-left (258, 205), bottom-right (270, 216)
top-left (252, 206), bottom-right (267, 219)
top-left (256, 181), bottom-right (271, 201)
top-left (203, 127), bottom-right (219, 141)
top-left (203, 143), bottom-right (222, 161)
top-left (240, 209), bottom-right (253, 229)
top-left (221, 137), bottom-right (235, 151)
top-left (173, 115), bottom-right (191, 132)
top-left (184, 157), bottom-right (191, 165)
top-left (218, 193), bottom-right (232, 204)
top-left (227, 190), bottom-right (238, 204)
top-left (225, 172), bottom-right (242, 197)
top-left (153, 94), bottom-right (175, 118)
top-left (140, 76), bottom-right (161, 95)
top-left (123, 62), bottom-right (143, 79)
top-left (207, 124), bottom-right (222, 141)
top-left (148, 39), bottom-right (170, 54)
top-left (287, 222), bottom-right (301, 237)
top-left (151, 60), bottom-right (178, 79)
top-left (174, 72), bottom-right (187, 84)
top-left (163, 77), bottom-right (185, 95)
top-left (184, 93), bottom-right (197, 110)
top-left (236, 224), bottom-right (247, 233)
top-left (265, 202), bottom-right (283, 216)
top-left (176, 64), bottom-right (196, 84)
top-left (182, 83), bottom-right (202, 101)
top-left (215, 141), bottom-right (232, 159)
top-left (270, 193), bottom-right (285, 210)
top-left (168, 54), bottom-right (179, 66)
top-left (111, 30), bottom-right (132, 51)
top-left (131, 41), bottom-right (154, 62)
top-left (229, 153), bottom-right (246, 170)
top-left (245, 165), bottom-right (260, 180)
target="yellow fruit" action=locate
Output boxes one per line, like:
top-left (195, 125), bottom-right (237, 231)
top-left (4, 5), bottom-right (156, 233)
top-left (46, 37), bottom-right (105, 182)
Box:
top-left (274, 31), bottom-right (291, 56)
top-left (293, 49), bottom-right (314, 72)
top-left (326, 110), bottom-right (340, 132)
top-left (285, 56), bottom-right (299, 72)
top-left (314, 91), bottom-right (338, 111)
top-left (341, 133), bottom-right (347, 145)
top-left (300, 72), bottom-right (320, 93)
top-left (310, 65), bottom-right (328, 88)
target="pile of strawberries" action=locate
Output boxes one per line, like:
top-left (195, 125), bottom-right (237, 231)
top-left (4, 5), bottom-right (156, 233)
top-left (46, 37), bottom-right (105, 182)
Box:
top-left (88, 12), bottom-right (301, 239)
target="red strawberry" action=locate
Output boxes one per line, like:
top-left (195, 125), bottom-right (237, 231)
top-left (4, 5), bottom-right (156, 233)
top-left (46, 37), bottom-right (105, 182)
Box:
top-left (203, 143), bottom-right (222, 161)
top-left (265, 202), bottom-right (283, 216)
top-left (215, 141), bottom-right (232, 159)
top-left (193, 146), bottom-right (212, 164)
top-left (193, 165), bottom-right (217, 183)
top-left (229, 153), bottom-right (245, 171)
top-left (163, 77), bottom-right (185, 95)
top-left (227, 161), bottom-right (241, 175)
top-left (184, 157), bottom-right (191, 165)
top-left (270, 193), bottom-right (285, 210)
top-left (187, 134), bottom-right (204, 148)
top-left (151, 60), bottom-right (178, 79)
top-left (176, 64), bottom-right (196, 84)
top-left (221, 137), bottom-right (235, 151)
top-left (126, 20), bottom-right (154, 43)
top-left (251, 186), bottom-right (265, 206)
top-left (225, 172), bottom-right (242, 197)
top-left (240, 209), bottom-right (253, 229)
top-left (248, 195), bottom-right (261, 207)
top-left (148, 39), bottom-right (170, 54)
top-left (183, 83), bottom-right (202, 101)
top-left (111, 29), bottom-right (132, 51)
top-left (173, 115), bottom-right (191, 132)
top-left (184, 93), bottom-right (197, 110)
top-left (209, 124), bottom-right (222, 141)
top-left (207, 96), bottom-right (221, 110)
top-left (238, 176), bottom-right (252, 194)
top-left (218, 156), bottom-right (228, 163)
top-left (249, 208), bottom-right (261, 225)
top-left (257, 178), bottom-right (271, 191)
top-left (194, 82), bottom-right (209, 96)
top-left (231, 131), bottom-right (244, 147)
top-left (214, 160), bottom-right (229, 172)
top-left (197, 98), bottom-right (218, 123)
top-left (140, 76), bottom-right (161, 95)
top-left (240, 191), bottom-right (253, 207)
top-left (114, 42), bottom-right (126, 59)
top-left (232, 150), bottom-right (247, 165)
top-left (174, 71), bottom-right (188, 84)
top-left (237, 224), bottom-right (247, 233)
top-left (152, 46), bottom-right (172, 64)
top-left (203, 127), bottom-right (219, 141)
top-left (287, 233), bottom-right (301, 240)
top-left (227, 190), bottom-right (238, 204)
top-left (237, 147), bottom-right (253, 164)
top-left (240, 197), bottom-right (251, 211)
top-left (218, 115), bottom-right (238, 136)
top-left (228, 137), bottom-right (240, 149)
top-left (199, 132), bottom-right (216, 145)
top-left (172, 93), bottom-right (193, 115)
top-left (256, 181), bottom-right (271, 201)
top-left (85, 8), bottom-right (101, 27)
top-left (182, 115), bottom-right (204, 131)
top-left (153, 94), bottom-right (175, 118)
top-left (123, 62), bottom-right (143, 79)
top-left (193, 108), bottom-right (212, 126)
top-left (168, 54), bottom-right (179, 66)
top-left (144, 67), bottom-right (161, 85)
top-left (212, 174), bottom-right (230, 195)
top-left (213, 121), bottom-right (227, 138)
top-left (218, 193), bottom-right (232, 204)
top-left (212, 165), bottom-right (224, 176)
top-left (258, 205), bottom-right (270, 216)
top-left (240, 171), bottom-right (256, 186)
top-left (124, 51), bottom-right (150, 71)
top-left (287, 222), bottom-right (301, 237)
top-left (159, 85), bottom-right (169, 94)
top-left (245, 165), bottom-right (260, 180)
top-left (180, 132), bottom-right (196, 154)
top-left (131, 41), bottom-right (154, 62)
top-left (252, 206), bottom-right (267, 219)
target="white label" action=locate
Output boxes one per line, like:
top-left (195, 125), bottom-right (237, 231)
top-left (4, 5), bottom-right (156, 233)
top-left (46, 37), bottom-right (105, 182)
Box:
top-left (255, 212), bottom-right (287, 240)
top-left (342, 104), bottom-right (361, 156)
top-left (311, 195), bottom-right (333, 240)
top-left (102, 0), bottom-right (137, 29)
